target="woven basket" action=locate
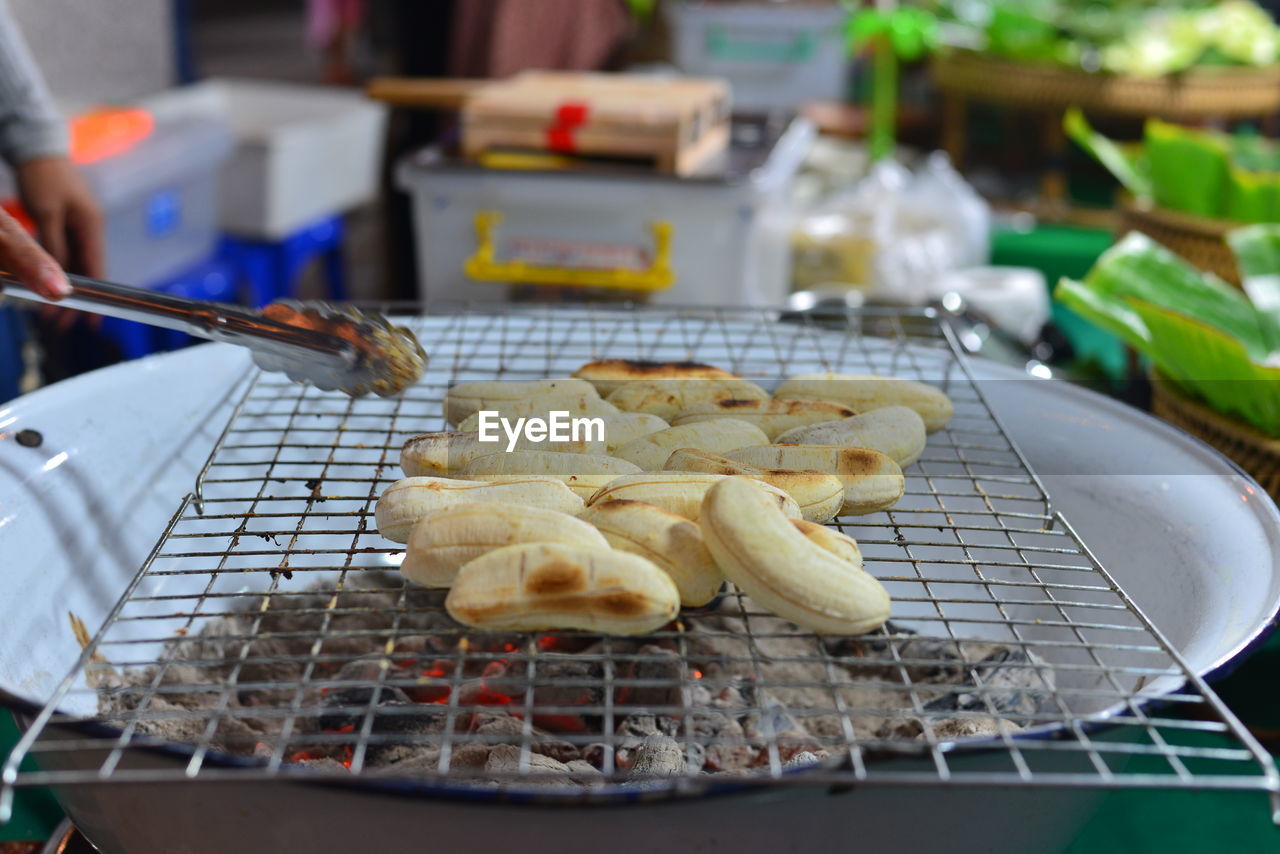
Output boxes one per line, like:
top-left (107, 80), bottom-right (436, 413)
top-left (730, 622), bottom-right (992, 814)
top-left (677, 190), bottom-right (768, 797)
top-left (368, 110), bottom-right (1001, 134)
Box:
top-left (1150, 371), bottom-right (1280, 497)
top-left (931, 51), bottom-right (1280, 119)
top-left (1117, 199), bottom-right (1242, 287)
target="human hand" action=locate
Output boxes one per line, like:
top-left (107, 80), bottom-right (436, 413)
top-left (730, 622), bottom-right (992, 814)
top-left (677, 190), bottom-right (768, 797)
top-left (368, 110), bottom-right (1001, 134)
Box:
top-left (0, 203), bottom-right (70, 299)
top-left (16, 155), bottom-right (103, 279)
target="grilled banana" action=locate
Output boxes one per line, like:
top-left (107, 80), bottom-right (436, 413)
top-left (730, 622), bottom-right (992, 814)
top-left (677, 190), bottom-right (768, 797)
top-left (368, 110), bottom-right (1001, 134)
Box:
top-left (587, 473), bottom-right (801, 521)
top-left (791, 519), bottom-right (863, 570)
top-left (572, 359), bottom-right (738, 396)
top-left (725, 445), bottom-right (904, 515)
top-left (458, 473), bottom-right (622, 501)
top-left (774, 406), bottom-right (927, 467)
top-left (700, 477), bottom-right (890, 635)
top-left (578, 499), bottom-right (723, 607)
top-left (443, 378), bottom-right (615, 426)
top-left (612, 419), bottom-right (769, 471)
top-left (605, 378), bottom-right (770, 420)
top-left (775, 373), bottom-right (953, 433)
top-left (402, 430), bottom-right (605, 477)
top-left (458, 450), bottom-right (641, 478)
top-left (375, 476), bottom-right (584, 543)
top-left (459, 410), bottom-right (669, 453)
top-left (401, 502), bottom-right (610, 588)
top-left (670, 398), bottom-right (857, 440)
top-left (445, 542), bottom-right (680, 634)
top-left (663, 448), bottom-right (843, 524)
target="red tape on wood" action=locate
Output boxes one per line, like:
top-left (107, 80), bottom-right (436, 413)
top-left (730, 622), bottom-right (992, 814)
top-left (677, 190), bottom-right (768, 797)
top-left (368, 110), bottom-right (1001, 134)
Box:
top-left (546, 101), bottom-right (590, 153)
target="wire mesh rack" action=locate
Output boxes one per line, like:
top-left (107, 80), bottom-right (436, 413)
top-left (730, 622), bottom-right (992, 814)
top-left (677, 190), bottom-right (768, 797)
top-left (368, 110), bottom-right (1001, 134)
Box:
top-left (3, 305), bottom-right (1278, 820)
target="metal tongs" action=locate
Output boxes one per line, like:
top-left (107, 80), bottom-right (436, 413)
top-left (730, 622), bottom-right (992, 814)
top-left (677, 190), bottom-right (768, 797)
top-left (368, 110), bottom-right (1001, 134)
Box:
top-left (0, 271), bottom-right (426, 397)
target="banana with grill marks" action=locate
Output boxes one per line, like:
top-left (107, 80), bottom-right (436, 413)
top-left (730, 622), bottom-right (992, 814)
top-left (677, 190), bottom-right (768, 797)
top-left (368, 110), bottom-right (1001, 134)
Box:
top-left (725, 445), bottom-right (904, 515)
top-left (775, 373), bottom-right (953, 433)
top-left (458, 450), bottom-right (640, 478)
top-left (791, 519), bottom-right (863, 569)
top-left (612, 419), bottom-right (769, 471)
top-left (670, 398), bottom-right (856, 440)
top-left (700, 477), bottom-right (890, 635)
top-left (445, 543), bottom-right (680, 634)
top-left (578, 499), bottom-right (723, 607)
top-left (572, 359), bottom-right (738, 396)
top-left (605, 378), bottom-right (769, 421)
top-left (458, 473), bottom-right (622, 501)
top-left (400, 502), bottom-right (609, 588)
top-left (375, 476), bottom-right (583, 543)
top-left (459, 410), bottom-right (669, 453)
top-left (444, 378), bottom-right (616, 426)
top-left (402, 430), bottom-right (605, 477)
top-left (774, 406), bottom-right (927, 468)
top-left (663, 448), bottom-right (843, 524)
top-left (587, 473), bottom-right (800, 521)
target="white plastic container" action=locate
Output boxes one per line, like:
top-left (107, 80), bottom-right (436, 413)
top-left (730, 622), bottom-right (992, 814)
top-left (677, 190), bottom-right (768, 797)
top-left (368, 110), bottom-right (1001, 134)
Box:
top-left (666, 1), bottom-right (849, 112)
top-left (398, 117), bottom-right (815, 307)
top-left (79, 116), bottom-right (232, 287)
top-left (142, 79), bottom-right (387, 239)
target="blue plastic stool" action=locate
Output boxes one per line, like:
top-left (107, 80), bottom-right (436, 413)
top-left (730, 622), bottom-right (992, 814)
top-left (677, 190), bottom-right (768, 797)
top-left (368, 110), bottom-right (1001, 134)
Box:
top-left (0, 306), bottom-right (26, 402)
top-left (101, 256), bottom-right (237, 359)
top-left (220, 214), bottom-right (348, 308)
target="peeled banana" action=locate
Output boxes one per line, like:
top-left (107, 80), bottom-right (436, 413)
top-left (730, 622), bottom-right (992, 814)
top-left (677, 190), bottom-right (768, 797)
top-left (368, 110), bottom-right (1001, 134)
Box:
top-left (459, 410), bottom-right (669, 453)
top-left (457, 473), bottom-right (621, 501)
top-left (578, 499), bottom-right (723, 607)
top-left (663, 448), bottom-right (844, 524)
top-left (587, 473), bottom-right (801, 521)
top-left (443, 378), bottom-right (615, 426)
top-left (791, 519), bottom-right (863, 570)
top-left (375, 476), bottom-right (584, 543)
top-left (445, 542), bottom-right (680, 634)
top-left (400, 501), bottom-right (609, 588)
top-left (774, 406), bottom-right (927, 468)
top-left (725, 445), bottom-right (904, 515)
top-left (700, 477), bottom-right (890, 635)
top-left (670, 397), bottom-right (857, 440)
top-left (401, 430), bottom-right (604, 477)
top-left (775, 373), bottom-right (953, 433)
top-left (572, 359), bottom-right (737, 396)
top-left (612, 418), bottom-right (770, 471)
top-left (458, 450), bottom-right (641, 478)
top-left (605, 378), bottom-right (770, 420)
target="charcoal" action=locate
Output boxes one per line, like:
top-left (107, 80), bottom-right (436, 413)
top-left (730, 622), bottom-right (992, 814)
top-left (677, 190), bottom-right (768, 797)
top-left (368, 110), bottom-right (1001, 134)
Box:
top-left (565, 759), bottom-right (602, 779)
top-left (783, 750), bottom-right (824, 769)
top-left (919, 647), bottom-right (1048, 719)
top-left (628, 735), bottom-right (691, 777)
top-left (617, 645), bottom-right (683, 709)
top-left (703, 718), bottom-right (757, 773)
top-left (372, 749), bottom-right (442, 776)
top-left (102, 579), bottom-right (1057, 788)
top-left (485, 744), bottom-right (574, 782)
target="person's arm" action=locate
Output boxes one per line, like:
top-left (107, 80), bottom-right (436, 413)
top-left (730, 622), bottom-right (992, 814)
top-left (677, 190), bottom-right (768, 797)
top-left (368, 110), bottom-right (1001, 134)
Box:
top-left (0, 0), bottom-right (101, 296)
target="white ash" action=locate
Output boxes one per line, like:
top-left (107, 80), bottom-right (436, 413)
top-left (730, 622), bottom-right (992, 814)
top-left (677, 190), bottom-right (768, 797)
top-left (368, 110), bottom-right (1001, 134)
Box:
top-left (98, 578), bottom-right (1052, 784)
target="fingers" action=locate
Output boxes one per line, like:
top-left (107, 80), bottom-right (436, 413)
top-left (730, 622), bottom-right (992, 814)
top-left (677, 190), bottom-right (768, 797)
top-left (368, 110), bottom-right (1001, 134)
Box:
top-left (33, 202), bottom-right (68, 270)
top-left (66, 197), bottom-right (105, 279)
top-left (0, 206), bottom-right (70, 299)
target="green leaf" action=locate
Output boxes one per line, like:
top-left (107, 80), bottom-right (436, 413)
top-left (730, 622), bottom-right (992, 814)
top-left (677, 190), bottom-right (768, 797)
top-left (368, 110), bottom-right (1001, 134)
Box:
top-left (1062, 107), bottom-right (1153, 198)
top-left (1228, 224), bottom-right (1280, 350)
top-left (1056, 230), bottom-right (1280, 435)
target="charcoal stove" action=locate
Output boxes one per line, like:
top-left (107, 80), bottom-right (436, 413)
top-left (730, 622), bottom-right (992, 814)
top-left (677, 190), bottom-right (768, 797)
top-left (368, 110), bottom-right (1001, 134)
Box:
top-left (0, 305), bottom-right (1277, 854)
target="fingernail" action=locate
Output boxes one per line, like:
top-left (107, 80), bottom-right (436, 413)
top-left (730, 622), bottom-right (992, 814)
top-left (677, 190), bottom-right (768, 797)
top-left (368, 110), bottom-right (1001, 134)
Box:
top-left (42, 266), bottom-right (71, 298)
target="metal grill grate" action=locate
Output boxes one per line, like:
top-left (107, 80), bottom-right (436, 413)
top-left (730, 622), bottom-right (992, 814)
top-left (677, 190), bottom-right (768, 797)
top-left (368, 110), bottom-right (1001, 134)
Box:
top-left (4, 305), bottom-right (1278, 819)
